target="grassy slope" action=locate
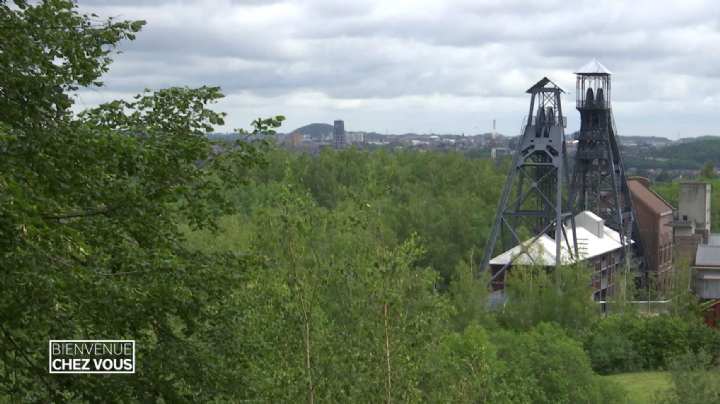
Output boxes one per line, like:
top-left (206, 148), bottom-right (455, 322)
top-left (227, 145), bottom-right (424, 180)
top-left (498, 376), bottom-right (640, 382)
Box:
top-left (602, 372), bottom-right (670, 404)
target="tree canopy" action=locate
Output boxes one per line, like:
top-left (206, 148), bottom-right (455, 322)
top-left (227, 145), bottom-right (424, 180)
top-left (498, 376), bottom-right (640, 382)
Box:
top-left (0, 1), bottom-right (280, 400)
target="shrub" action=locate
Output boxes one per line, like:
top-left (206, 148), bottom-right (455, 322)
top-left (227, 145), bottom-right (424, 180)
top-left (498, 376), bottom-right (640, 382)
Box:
top-left (628, 315), bottom-right (689, 369)
top-left (493, 323), bottom-right (625, 404)
top-left (687, 319), bottom-right (720, 359)
top-left (585, 314), bottom-right (720, 373)
top-left (585, 328), bottom-right (641, 374)
top-left (421, 324), bottom-right (499, 403)
top-left (655, 350), bottom-right (720, 404)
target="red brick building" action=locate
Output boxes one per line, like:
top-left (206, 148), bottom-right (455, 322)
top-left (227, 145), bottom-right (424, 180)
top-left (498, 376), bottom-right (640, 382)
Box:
top-left (627, 177), bottom-right (674, 290)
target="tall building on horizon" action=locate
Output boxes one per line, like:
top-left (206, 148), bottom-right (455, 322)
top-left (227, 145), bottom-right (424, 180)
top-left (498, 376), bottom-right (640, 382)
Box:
top-left (333, 120), bottom-right (346, 149)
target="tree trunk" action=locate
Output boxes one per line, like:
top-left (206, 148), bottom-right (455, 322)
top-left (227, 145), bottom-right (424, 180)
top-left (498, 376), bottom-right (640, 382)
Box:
top-left (383, 302), bottom-right (392, 404)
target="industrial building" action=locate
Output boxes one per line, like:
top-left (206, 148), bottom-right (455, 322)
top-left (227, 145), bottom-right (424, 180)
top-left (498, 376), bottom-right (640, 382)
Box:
top-left (693, 246), bottom-right (720, 298)
top-left (693, 241), bottom-right (720, 327)
top-left (673, 182), bottom-right (711, 262)
top-left (489, 211), bottom-right (627, 300)
top-left (627, 177), bottom-right (674, 290)
top-left (654, 181), bottom-right (720, 326)
top-left (480, 61), bottom-right (720, 325)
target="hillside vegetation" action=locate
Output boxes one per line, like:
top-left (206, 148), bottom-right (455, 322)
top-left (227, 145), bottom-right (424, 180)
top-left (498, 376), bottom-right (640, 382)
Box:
top-left (291, 122), bottom-right (334, 137)
top-left (626, 136), bottom-right (720, 170)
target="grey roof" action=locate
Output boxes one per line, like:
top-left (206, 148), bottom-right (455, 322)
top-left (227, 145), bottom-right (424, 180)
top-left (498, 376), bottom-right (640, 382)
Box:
top-left (575, 59), bottom-right (612, 75)
top-left (709, 234), bottom-right (720, 246)
top-left (695, 245), bottom-right (720, 266)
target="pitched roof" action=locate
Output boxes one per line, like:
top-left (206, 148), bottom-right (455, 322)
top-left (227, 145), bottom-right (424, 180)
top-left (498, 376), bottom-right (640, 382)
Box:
top-left (627, 179), bottom-right (673, 216)
top-left (489, 211), bottom-right (630, 266)
top-left (575, 59), bottom-right (612, 75)
top-left (526, 77), bottom-right (564, 94)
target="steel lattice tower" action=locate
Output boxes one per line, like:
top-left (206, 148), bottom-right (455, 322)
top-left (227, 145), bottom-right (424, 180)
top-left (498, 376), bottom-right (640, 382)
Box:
top-left (569, 60), bottom-right (642, 271)
top-left (480, 78), bottom-right (578, 286)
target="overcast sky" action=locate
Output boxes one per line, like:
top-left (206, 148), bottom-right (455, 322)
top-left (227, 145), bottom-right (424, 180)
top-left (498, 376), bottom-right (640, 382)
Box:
top-left (74, 0), bottom-right (720, 137)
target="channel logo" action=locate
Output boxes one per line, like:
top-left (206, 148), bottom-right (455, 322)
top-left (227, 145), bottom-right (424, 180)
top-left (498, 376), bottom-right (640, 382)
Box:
top-left (49, 340), bottom-right (135, 374)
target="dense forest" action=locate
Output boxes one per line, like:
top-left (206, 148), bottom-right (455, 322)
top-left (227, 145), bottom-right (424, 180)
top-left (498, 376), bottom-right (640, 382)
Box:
top-left (1, 1), bottom-right (719, 403)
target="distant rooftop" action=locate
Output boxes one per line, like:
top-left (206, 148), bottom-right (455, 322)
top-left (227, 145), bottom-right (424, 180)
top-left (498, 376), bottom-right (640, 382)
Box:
top-left (575, 59), bottom-right (612, 75)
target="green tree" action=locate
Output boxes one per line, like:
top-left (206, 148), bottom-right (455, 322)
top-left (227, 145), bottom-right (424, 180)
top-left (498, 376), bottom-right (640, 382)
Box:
top-left (448, 258), bottom-right (496, 331)
top-left (497, 264), bottom-right (599, 335)
top-left (0, 1), bottom-right (281, 401)
top-left (0, 0), bottom-right (144, 126)
top-left (421, 324), bottom-right (499, 403)
top-left (202, 184), bottom-right (456, 402)
top-left (700, 161), bottom-right (716, 178)
top-left (492, 323), bottom-right (627, 404)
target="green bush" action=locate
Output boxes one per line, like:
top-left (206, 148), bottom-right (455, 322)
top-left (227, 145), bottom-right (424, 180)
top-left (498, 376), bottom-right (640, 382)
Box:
top-left (632, 315), bottom-right (692, 369)
top-left (686, 319), bottom-right (720, 360)
top-left (585, 315), bottom-right (720, 374)
top-left (421, 322), bottom-right (630, 404)
top-left (493, 323), bottom-right (626, 404)
top-left (655, 350), bottom-right (720, 404)
top-left (585, 328), bottom-right (641, 374)
top-left (421, 324), bottom-right (499, 403)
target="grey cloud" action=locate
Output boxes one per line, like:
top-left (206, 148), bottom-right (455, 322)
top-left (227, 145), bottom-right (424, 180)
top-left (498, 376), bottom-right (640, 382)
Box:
top-left (74, 0), bottom-right (720, 137)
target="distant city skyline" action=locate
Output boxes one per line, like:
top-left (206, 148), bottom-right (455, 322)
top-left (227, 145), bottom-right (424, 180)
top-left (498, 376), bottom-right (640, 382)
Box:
top-left (74, 0), bottom-right (720, 139)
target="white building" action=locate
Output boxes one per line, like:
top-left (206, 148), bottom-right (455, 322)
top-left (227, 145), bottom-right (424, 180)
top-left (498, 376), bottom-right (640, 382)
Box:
top-left (489, 211), bottom-right (631, 300)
